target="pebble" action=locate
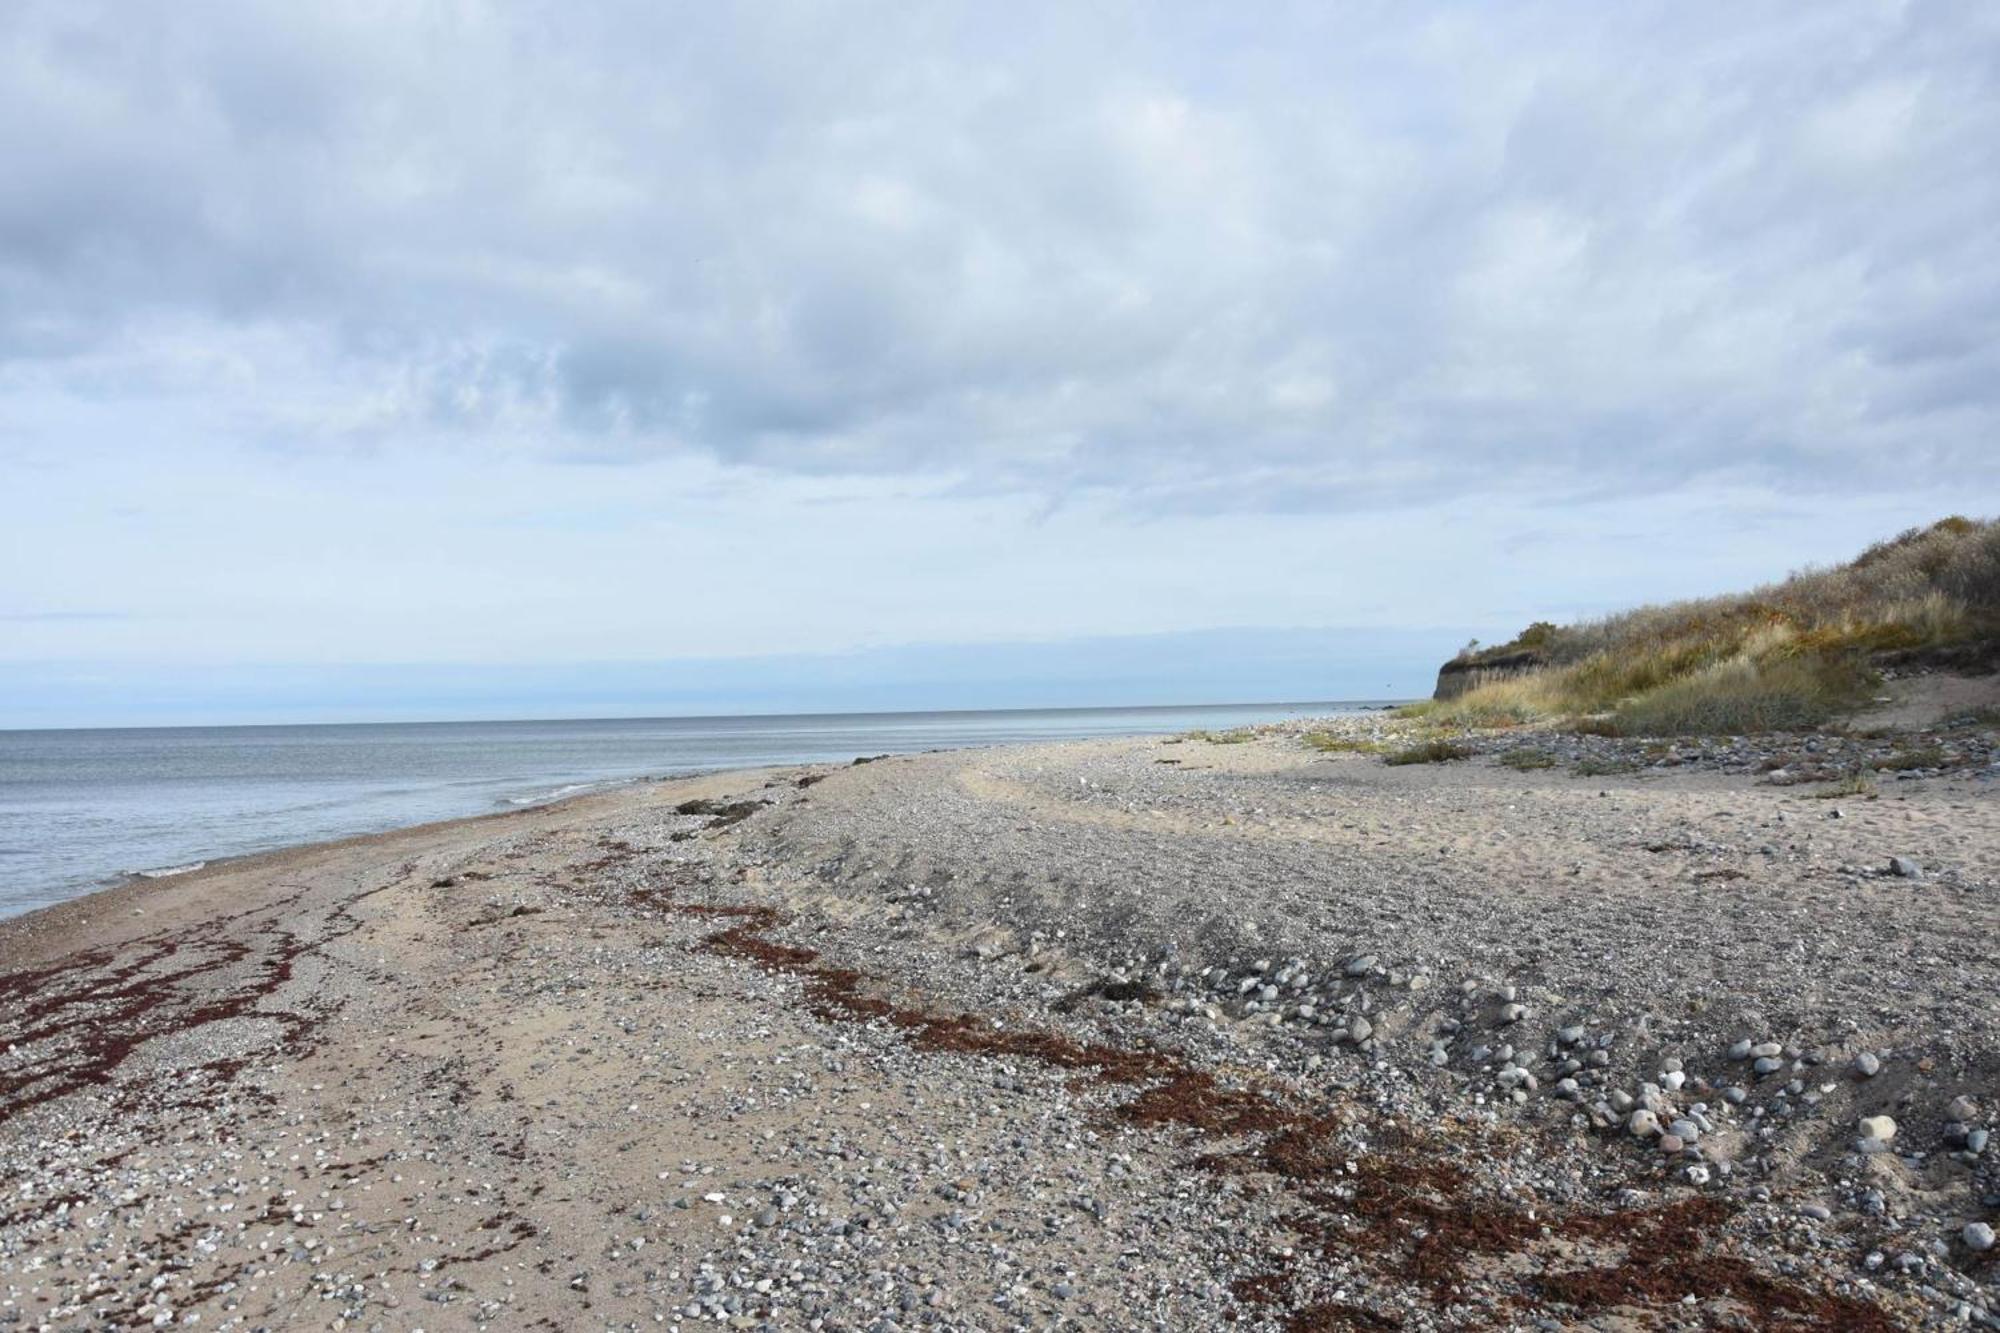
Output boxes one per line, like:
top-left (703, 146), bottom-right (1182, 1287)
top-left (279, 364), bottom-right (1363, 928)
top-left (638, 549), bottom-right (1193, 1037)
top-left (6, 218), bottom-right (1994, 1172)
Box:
top-left (1888, 856), bottom-right (1922, 878)
top-left (1858, 1115), bottom-right (1898, 1143)
top-left (1852, 1052), bottom-right (1880, 1078)
top-left (1966, 1222), bottom-right (1997, 1252)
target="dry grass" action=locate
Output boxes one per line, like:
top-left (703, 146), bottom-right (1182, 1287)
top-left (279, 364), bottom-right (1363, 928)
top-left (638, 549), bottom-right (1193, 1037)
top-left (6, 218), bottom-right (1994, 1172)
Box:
top-left (1422, 517), bottom-right (2000, 736)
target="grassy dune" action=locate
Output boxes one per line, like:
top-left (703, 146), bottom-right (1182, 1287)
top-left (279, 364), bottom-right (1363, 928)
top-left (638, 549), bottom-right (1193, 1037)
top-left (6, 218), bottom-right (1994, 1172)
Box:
top-left (1410, 516), bottom-right (2000, 736)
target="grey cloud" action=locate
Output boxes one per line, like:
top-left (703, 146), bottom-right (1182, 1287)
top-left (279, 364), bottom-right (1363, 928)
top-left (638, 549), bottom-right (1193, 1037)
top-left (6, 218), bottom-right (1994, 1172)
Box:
top-left (3, 0), bottom-right (1998, 511)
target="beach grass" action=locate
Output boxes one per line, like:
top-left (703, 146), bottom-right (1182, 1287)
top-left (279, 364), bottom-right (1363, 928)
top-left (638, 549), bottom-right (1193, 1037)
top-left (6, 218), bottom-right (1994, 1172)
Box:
top-left (1416, 516), bottom-right (1999, 737)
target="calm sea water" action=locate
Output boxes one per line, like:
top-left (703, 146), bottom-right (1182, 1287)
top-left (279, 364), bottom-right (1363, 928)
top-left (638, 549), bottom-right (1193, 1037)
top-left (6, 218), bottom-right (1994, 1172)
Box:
top-left (0, 702), bottom-right (1368, 918)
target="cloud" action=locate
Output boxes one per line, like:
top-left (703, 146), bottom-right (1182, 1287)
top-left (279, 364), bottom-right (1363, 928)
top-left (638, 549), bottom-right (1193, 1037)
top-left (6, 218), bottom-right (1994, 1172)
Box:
top-left (2, 0), bottom-right (1998, 513)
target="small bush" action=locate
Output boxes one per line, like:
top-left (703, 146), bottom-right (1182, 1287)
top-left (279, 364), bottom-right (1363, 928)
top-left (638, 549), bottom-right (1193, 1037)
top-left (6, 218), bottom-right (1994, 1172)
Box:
top-left (1303, 732), bottom-right (1381, 754)
top-left (1872, 745), bottom-right (1947, 771)
top-left (1183, 728), bottom-right (1255, 745)
top-left (1811, 772), bottom-right (1876, 799)
top-left (1496, 749), bottom-right (1557, 770)
top-left (1384, 739), bottom-right (1472, 765)
top-left (1572, 756), bottom-right (1639, 777)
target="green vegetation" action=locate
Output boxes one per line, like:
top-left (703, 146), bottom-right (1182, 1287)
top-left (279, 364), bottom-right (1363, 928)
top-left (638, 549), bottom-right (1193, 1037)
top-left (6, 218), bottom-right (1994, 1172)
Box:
top-left (1571, 756), bottom-right (1639, 777)
top-left (1183, 727), bottom-right (1256, 745)
top-left (1417, 517), bottom-right (2000, 736)
top-left (1302, 731), bottom-right (1382, 754)
top-left (1383, 738), bottom-right (1472, 765)
top-left (1495, 748), bottom-right (1557, 770)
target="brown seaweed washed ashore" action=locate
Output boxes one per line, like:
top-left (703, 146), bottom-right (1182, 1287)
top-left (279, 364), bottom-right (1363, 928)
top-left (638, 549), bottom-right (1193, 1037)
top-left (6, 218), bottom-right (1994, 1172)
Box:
top-left (3, 725), bottom-right (1997, 1330)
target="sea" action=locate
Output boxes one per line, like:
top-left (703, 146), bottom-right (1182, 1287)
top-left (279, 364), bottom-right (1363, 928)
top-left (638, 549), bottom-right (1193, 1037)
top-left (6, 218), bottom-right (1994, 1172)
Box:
top-left (0, 701), bottom-right (1371, 918)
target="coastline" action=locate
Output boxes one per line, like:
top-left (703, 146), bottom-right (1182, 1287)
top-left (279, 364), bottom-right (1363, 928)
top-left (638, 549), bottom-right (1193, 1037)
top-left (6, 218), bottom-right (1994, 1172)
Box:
top-left (1, 725), bottom-right (1993, 1328)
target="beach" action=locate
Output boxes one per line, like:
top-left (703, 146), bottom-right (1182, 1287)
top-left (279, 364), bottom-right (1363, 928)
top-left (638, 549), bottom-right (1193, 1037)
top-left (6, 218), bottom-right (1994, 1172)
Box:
top-left (3, 723), bottom-right (1996, 1330)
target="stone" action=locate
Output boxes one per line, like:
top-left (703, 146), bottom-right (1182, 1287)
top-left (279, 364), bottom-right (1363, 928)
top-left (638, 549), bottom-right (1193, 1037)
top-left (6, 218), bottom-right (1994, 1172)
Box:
top-left (1852, 1052), bottom-right (1880, 1078)
top-left (1669, 1119), bottom-right (1701, 1144)
top-left (1628, 1109), bottom-right (1660, 1138)
top-left (1750, 1042), bottom-right (1782, 1059)
top-left (1658, 1134), bottom-right (1684, 1154)
top-left (1347, 1016), bottom-right (1373, 1043)
top-left (1557, 1025), bottom-right (1586, 1046)
top-left (1344, 955), bottom-right (1378, 977)
top-left (1966, 1222), bottom-right (1997, 1252)
top-left (1858, 1115), bottom-right (1898, 1143)
top-left (1887, 856), bottom-right (1921, 878)
top-left (1947, 1095), bottom-right (1979, 1122)
top-left (1497, 1003), bottom-right (1526, 1026)
top-left (1967, 1129), bottom-right (1989, 1154)
top-left (1799, 1204), bottom-right (1832, 1221)
top-left (1728, 1039), bottom-right (1753, 1061)
top-left (1752, 1057), bottom-right (1784, 1077)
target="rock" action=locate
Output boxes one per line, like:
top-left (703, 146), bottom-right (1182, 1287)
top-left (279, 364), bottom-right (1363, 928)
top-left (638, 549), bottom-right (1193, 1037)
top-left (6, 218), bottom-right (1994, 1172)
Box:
top-left (1557, 1025), bottom-right (1586, 1046)
top-left (1347, 1016), bottom-right (1373, 1043)
top-left (1852, 1052), bottom-right (1880, 1078)
top-left (1344, 955), bottom-right (1378, 977)
top-left (1858, 1115), bottom-right (1898, 1143)
top-left (1947, 1095), bottom-right (1979, 1122)
top-left (1753, 1056), bottom-right (1784, 1077)
top-left (1966, 1222), bottom-right (1997, 1252)
top-left (1658, 1133), bottom-right (1684, 1154)
top-left (1750, 1041), bottom-right (1782, 1058)
top-left (1728, 1039), bottom-right (1753, 1060)
top-left (1800, 1204), bottom-right (1832, 1221)
top-left (1968, 1128), bottom-right (1989, 1154)
top-left (1628, 1109), bottom-right (1660, 1139)
top-left (1887, 856), bottom-right (1921, 878)
top-left (1497, 1003), bottom-right (1526, 1026)
top-left (1669, 1118), bottom-right (1701, 1144)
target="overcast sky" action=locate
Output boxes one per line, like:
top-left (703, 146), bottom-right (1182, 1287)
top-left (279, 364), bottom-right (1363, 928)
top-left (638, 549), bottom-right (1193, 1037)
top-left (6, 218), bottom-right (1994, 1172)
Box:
top-left (4, 1), bottom-right (1998, 725)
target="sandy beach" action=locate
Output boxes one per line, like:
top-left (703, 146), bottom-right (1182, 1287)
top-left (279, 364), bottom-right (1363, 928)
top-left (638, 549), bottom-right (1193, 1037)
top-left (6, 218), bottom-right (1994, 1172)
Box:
top-left (3, 724), bottom-right (1997, 1330)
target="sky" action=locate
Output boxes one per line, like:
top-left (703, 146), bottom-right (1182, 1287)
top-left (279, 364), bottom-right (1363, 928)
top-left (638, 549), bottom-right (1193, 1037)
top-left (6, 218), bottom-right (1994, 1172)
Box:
top-left (4, 1), bottom-right (1999, 727)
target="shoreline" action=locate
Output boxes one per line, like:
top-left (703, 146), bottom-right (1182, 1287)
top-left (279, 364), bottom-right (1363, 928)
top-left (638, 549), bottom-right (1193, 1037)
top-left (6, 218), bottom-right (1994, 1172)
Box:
top-left (1, 725), bottom-right (1993, 1328)
top-left (1, 701), bottom-right (1371, 925)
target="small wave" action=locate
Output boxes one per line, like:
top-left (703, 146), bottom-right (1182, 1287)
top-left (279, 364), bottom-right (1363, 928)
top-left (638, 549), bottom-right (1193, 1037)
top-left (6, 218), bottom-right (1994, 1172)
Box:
top-left (130, 860), bottom-right (206, 880)
top-left (499, 778), bottom-right (631, 808)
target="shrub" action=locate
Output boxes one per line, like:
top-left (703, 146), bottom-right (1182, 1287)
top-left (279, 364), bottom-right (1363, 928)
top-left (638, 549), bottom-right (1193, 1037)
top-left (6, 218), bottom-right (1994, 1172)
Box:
top-left (1812, 772), bottom-right (1876, 799)
top-left (1183, 728), bottom-right (1255, 745)
top-left (1383, 739), bottom-right (1472, 765)
top-left (1303, 732), bottom-right (1381, 754)
top-left (1572, 756), bottom-right (1640, 777)
top-left (1496, 749), bottom-right (1557, 770)
top-left (1872, 745), bottom-right (1947, 771)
